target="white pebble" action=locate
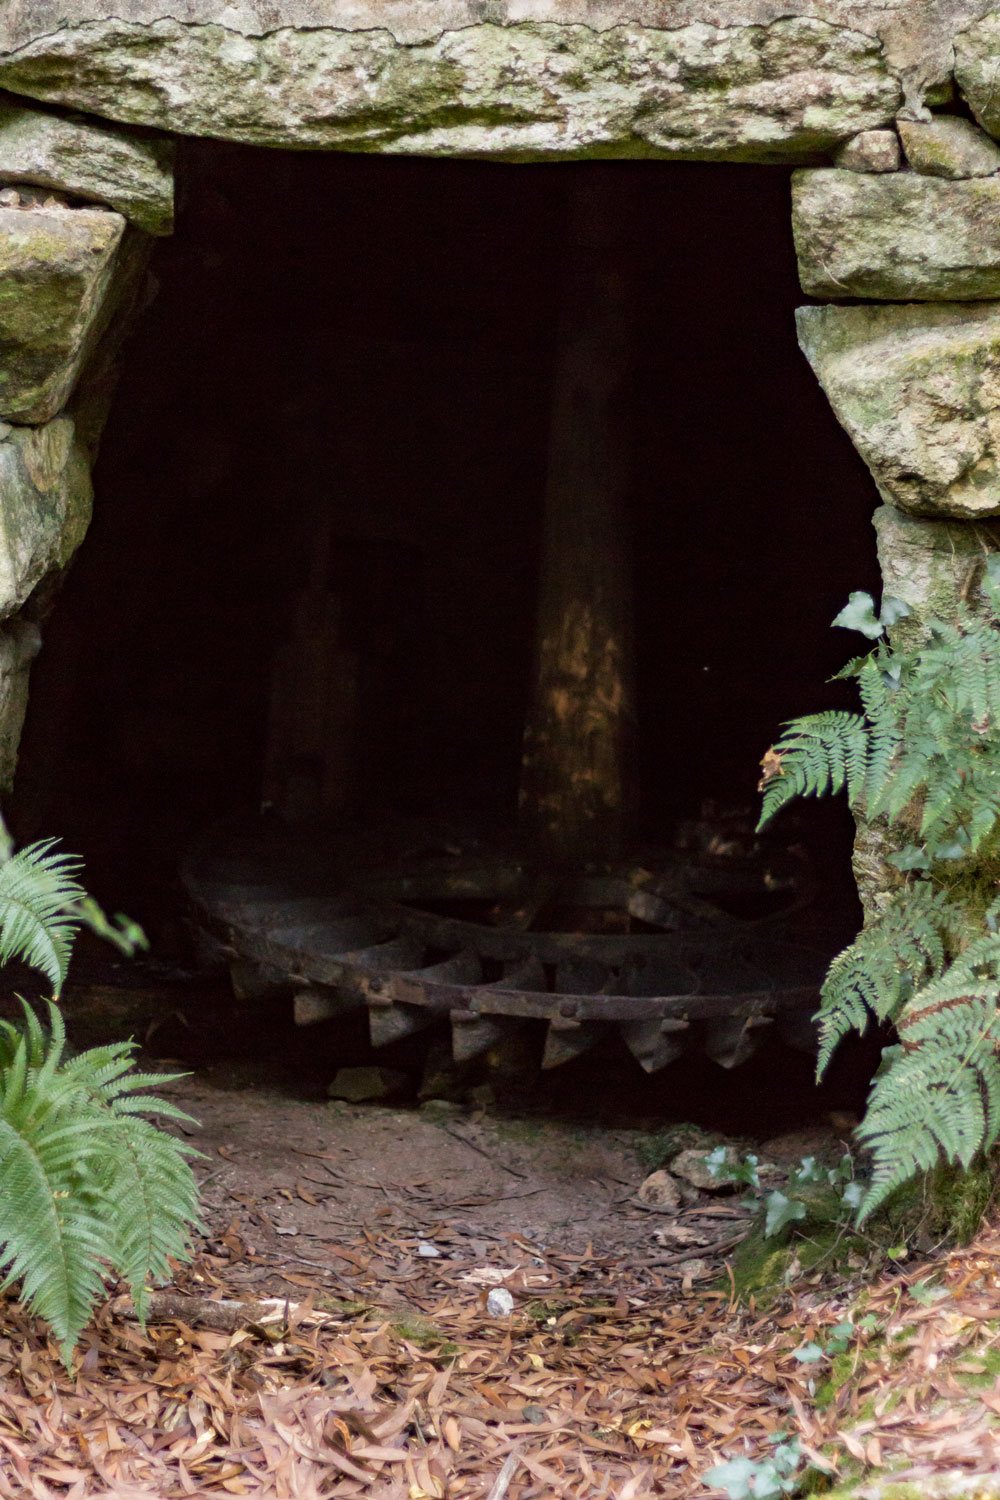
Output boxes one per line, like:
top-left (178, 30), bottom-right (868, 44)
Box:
top-left (486, 1287), bottom-right (515, 1317)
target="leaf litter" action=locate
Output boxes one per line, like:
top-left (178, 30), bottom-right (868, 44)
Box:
top-left (2, 1074), bottom-right (1000, 1497)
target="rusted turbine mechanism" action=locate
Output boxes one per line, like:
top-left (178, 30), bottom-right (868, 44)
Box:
top-left (184, 178), bottom-right (822, 1076)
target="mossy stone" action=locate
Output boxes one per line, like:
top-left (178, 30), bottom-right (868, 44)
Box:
top-left (793, 171), bottom-right (1000, 301)
top-left (0, 201), bottom-right (125, 423)
top-left (0, 94), bottom-right (173, 233)
top-left (0, 418), bottom-right (91, 618)
top-left (0, 17), bottom-right (899, 161)
top-left (797, 303), bottom-right (1000, 520)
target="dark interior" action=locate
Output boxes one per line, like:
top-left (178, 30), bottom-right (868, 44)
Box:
top-left (13, 145), bottom-right (879, 957)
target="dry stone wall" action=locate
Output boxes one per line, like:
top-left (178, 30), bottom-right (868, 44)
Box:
top-left (0, 94), bottom-right (169, 785)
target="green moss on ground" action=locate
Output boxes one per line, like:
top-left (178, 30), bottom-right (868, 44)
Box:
top-left (874, 1159), bottom-right (997, 1248)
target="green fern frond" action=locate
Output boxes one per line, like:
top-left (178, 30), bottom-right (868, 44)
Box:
top-left (856, 990), bottom-right (1000, 1221)
top-left (0, 842), bottom-right (85, 995)
top-left (0, 1003), bottom-right (200, 1364)
top-left (816, 884), bottom-right (957, 1074)
top-left (758, 711), bottom-right (868, 828)
top-left (761, 582), bottom-right (1000, 1220)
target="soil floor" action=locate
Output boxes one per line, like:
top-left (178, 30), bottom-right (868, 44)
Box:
top-left (3, 978), bottom-right (995, 1498)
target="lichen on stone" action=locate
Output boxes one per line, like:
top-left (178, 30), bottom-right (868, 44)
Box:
top-left (793, 170), bottom-right (1000, 301)
top-left (0, 16), bottom-right (900, 161)
top-left (797, 302), bottom-right (1000, 521)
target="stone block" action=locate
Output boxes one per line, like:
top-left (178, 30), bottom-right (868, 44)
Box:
top-left (0, 17), bottom-right (900, 161)
top-left (873, 504), bottom-right (1000, 645)
top-left (0, 94), bottom-right (173, 234)
top-left (0, 418), bottom-right (92, 621)
top-left (0, 199), bottom-right (125, 423)
top-left (898, 116), bottom-right (1000, 179)
top-left (833, 128), bottom-right (900, 173)
top-left (956, 12), bottom-right (1000, 143)
top-left (793, 169), bottom-right (1000, 300)
top-left (797, 301), bottom-right (1000, 519)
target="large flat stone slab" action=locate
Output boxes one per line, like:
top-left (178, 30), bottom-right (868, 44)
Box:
top-left (0, 94), bottom-right (173, 234)
top-left (797, 302), bottom-right (1000, 520)
top-left (0, 200), bottom-right (125, 424)
top-left (0, 17), bottom-right (899, 159)
top-left (793, 169), bottom-right (1000, 300)
top-left (0, 418), bottom-right (92, 621)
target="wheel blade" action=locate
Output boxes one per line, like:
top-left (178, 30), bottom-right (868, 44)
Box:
top-left (619, 1016), bottom-right (689, 1073)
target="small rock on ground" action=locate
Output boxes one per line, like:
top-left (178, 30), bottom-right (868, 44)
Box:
top-left (327, 1066), bottom-right (409, 1103)
top-left (671, 1146), bottom-right (739, 1192)
top-left (636, 1170), bottom-right (683, 1212)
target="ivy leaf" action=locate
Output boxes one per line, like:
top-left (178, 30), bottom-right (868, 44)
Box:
top-left (703, 1458), bottom-right (758, 1499)
top-left (841, 1181), bottom-right (864, 1210)
top-left (880, 596), bottom-right (911, 627)
top-left (887, 845), bottom-right (930, 872)
top-left (833, 592), bottom-right (883, 640)
top-left (764, 1190), bottom-right (808, 1239)
top-left (793, 1341), bottom-right (824, 1363)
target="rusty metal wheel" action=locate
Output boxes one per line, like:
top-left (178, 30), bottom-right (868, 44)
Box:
top-left (183, 823), bottom-right (824, 1073)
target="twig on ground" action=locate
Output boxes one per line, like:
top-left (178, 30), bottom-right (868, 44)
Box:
top-left (485, 1449), bottom-right (521, 1500)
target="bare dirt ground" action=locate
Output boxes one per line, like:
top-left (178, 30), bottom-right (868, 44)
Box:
top-left (172, 1070), bottom-right (722, 1274)
top-left (2, 1031), bottom-right (1000, 1498)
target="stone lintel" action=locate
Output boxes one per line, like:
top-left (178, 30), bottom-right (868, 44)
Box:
top-left (0, 16), bottom-right (900, 161)
top-left (0, 94), bottom-right (173, 235)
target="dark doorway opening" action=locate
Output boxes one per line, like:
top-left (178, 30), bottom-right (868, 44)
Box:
top-left (11, 145), bottom-right (881, 1125)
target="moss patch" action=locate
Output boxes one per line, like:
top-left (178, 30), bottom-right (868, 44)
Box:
top-left (874, 1158), bottom-right (998, 1249)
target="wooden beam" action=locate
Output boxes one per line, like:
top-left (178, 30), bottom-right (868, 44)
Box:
top-left (519, 171), bottom-right (637, 865)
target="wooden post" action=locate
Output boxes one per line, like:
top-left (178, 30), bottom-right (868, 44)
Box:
top-left (262, 509), bottom-right (358, 822)
top-left (519, 172), bottom-right (637, 866)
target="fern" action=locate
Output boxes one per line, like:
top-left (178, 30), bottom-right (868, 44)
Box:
top-left (858, 990), bottom-right (1000, 1219)
top-left (816, 883), bottom-right (958, 1073)
top-left (759, 579), bottom-right (1000, 1222)
top-left (758, 710), bottom-right (869, 825)
top-left (0, 841), bottom-right (201, 1362)
top-left (0, 841), bottom-right (86, 994)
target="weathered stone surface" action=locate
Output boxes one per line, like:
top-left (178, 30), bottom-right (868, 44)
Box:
top-left (0, 94), bottom-right (172, 234)
top-left (671, 1146), bottom-right (738, 1191)
top-left (833, 128), bottom-right (900, 172)
top-left (956, 11), bottom-right (1000, 143)
top-left (0, 16), bottom-right (900, 160)
top-left (636, 1170), bottom-right (683, 1212)
top-left (898, 116), bottom-right (1000, 178)
top-left (793, 169), bottom-right (1000, 300)
top-left (0, 419), bottom-right (92, 622)
top-left (0, 0), bottom-right (980, 111)
top-left (0, 200), bottom-right (125, 424)
top-left (0, 618), bottom-right (41, 790)
top-left (797, 302), bottom-right (1000, 519)
top-left (872, 503), bottom-right (1000, 646)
